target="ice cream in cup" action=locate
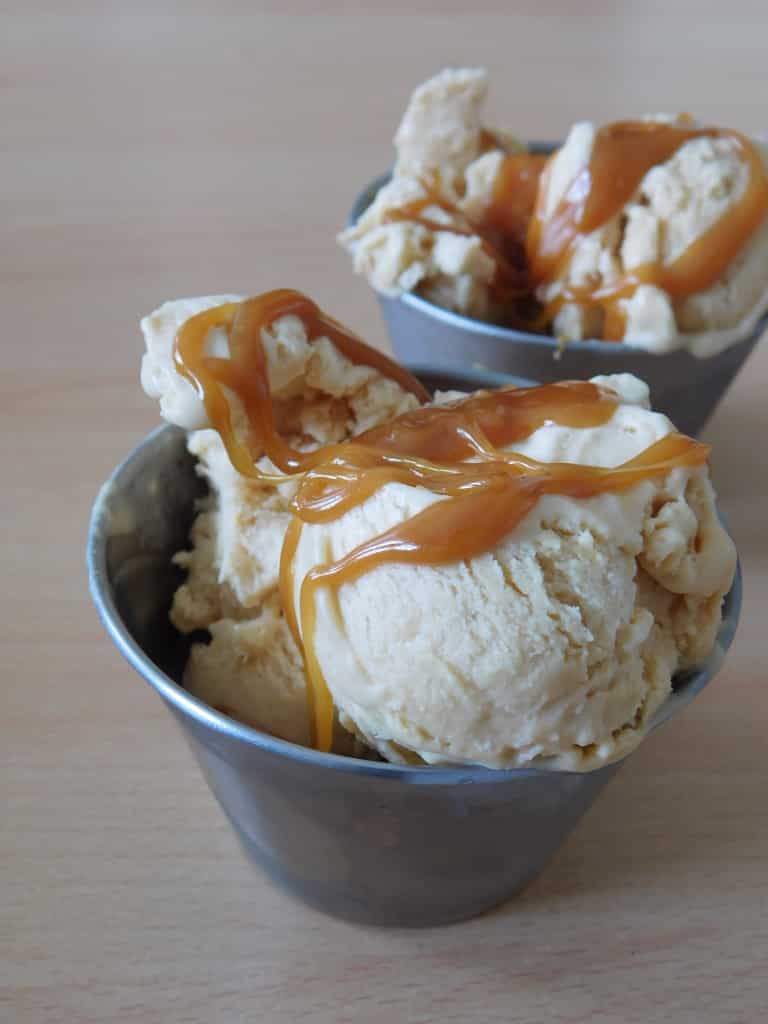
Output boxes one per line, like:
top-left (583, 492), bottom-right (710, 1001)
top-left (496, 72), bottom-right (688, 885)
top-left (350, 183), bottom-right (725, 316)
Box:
top-left (340, 69), bottom-right (768, 435)
top-left (88, 290), bottom-right (740, 925)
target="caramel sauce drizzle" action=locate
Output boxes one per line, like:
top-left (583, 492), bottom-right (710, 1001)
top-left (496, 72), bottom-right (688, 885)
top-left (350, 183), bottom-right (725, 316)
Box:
top-left (289, 385), bottom-right (708, 751)
top-left (380, 175), bottom-right (529, 304)
top-left (173, 289), bottom-right (429, 480)
top-left (173, 292), bottom-right (710, 753)
top-left (375, 121), bottom-right (768, 340)
top-left (481, 152), bottom-right (549, 259)
top-left (525, 121), bottom-right (768, 335)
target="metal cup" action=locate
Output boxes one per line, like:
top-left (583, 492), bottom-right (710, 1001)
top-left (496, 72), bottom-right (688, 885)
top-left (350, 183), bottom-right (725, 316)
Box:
top-left (348, 171), bottom-right (767, 437)
top-left (87, 368), bottom-right (741, 926)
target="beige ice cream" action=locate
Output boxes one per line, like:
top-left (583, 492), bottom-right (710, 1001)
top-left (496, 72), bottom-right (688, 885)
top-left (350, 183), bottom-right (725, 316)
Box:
top-left (339, 68), bottom-right (768, 355)
top-left (538, 120), bottom-right (768, 353)
top-left (141, 295), bottom-right (419, 746)
top-left (287, 374), bottom-right (736, 770)
top-left (140, 295), bottom-right (736, 770)
top-left (339, 68), bottom-right (521, 322)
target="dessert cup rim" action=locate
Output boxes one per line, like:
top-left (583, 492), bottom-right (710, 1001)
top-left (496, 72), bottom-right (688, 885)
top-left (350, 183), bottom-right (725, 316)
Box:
top-left (87, 411), bottom-right (742, 784)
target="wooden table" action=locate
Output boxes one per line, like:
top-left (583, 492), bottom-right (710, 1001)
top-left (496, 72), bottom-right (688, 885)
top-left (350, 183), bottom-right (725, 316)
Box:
top-left (3, 4), bottom-right (767, 1021)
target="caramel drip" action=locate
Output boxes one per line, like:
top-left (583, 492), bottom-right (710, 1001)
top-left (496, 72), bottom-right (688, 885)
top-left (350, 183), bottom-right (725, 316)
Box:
top-left (526, 121), bottom-right (768, 335)
top-left (478, 128), bottom-right (502, 152)
top-left (172, 291), bottom-right (710, 754)
top-left (287, 382), bottom-right (710, 752)
top-left (481, 152), bottom-right (548, 256)
top-left (540, 268), bottom-right (651, 341)
top-left (279, 515), bottom-right (304, 646)
top-left (174, 289), bottom-right (430, 479)
top-left (380, 176), bottom-right (527, 298)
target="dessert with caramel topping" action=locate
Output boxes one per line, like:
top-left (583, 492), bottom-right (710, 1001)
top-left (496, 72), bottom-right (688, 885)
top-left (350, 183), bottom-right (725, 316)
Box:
top-left (140, 289), bottom-right (736, 770)
top-left (339, 69), bottom-right (768, 354)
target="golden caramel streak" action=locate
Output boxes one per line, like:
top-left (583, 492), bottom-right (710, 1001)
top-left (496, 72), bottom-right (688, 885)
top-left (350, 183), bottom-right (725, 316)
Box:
top-left (381, 175), bottom-right (529, 301)
top-left (174, 289), bottom-right (429, 477)
top-left (279, 517), bottom-right (303, 648)
top-left (172, 291), bottom-right (710, 753)
top-left (525, 122), bottom-right (768, 333)
top-left (287, 384), bottom-right (709, 752)
top-left (299, 575), bottom-right (335, 753)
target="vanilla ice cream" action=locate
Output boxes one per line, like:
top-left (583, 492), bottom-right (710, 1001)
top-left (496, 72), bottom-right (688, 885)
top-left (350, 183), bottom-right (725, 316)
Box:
top-left (140, 294), bottom-right (736, 771)
top-left (339, 68), bottom-right (521, 322)
top-left (340, 68), bottom-right (768, 354)
top-left (287, 374), bottom-right (736, 770)
top-left (141, 295), bottom-right (419, 745)
top-left (538, 120), bottom-right (768, 353)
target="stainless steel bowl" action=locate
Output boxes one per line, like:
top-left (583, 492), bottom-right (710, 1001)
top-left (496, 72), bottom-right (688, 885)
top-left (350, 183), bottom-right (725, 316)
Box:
top-left (349, 171), bottom-right (766, 436)
top-left (87, 367), bottom-right (742, 927)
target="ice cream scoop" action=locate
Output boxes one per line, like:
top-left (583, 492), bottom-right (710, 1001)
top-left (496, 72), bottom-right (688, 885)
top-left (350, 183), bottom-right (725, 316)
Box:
top-left (139, 290), bottom-right (736, 772)
top-left (285, 373), bottom-right (736, 769)
top-left (340, 68), bottom-right (768, 354)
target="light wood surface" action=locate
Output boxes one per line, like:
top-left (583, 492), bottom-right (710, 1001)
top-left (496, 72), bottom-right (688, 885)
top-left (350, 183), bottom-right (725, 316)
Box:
top-left (3, 4), bottom-right (767, 1022)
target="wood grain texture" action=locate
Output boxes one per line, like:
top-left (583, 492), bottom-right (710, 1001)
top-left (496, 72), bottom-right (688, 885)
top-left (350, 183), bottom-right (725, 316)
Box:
top-left (2, 3), bottom-right (767, 1022)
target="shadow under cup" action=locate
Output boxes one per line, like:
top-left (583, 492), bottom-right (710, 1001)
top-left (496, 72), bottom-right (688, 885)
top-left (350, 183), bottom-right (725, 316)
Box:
top-left (87, 369), bottom-right (741, 927)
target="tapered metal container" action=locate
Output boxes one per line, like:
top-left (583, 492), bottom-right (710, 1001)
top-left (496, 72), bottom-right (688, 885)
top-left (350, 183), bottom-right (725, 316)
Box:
top-left (87, 368), bottom-right (741, 926)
